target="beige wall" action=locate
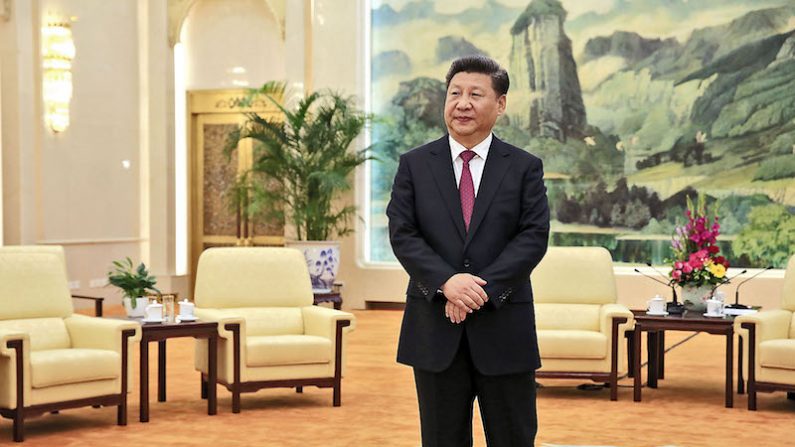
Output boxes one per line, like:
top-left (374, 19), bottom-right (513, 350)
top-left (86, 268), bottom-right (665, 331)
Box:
top-left (1, 0), bottom-right (147, 309)
top-left (182, 0), bottom-right (285, 90)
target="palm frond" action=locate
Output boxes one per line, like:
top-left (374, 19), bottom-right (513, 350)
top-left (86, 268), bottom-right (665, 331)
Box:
top-left (230, 84), bottom-right (372, 240)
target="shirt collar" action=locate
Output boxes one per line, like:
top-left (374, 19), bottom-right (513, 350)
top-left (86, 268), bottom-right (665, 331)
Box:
top-left (449, 133), bottom-right (492, 161)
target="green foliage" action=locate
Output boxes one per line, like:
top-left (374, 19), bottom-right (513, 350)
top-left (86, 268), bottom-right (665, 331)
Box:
top-left (227, 82), bottom-right (373, 241)
top-left (733, 204), bottom-right (795, 268)
top-left (770, 129), bottom-right (795, 155)
top-left (753, 155), bottom-right (795, 181)
top-left (555, 178), bottom-right (662, 229)
top-left (714, 194), bottom-right (773, 234)
top-left (107, 258), bottom-right (159, 309)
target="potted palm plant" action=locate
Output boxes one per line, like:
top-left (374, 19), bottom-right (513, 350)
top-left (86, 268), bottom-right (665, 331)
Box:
top-left (226, 82), bottom-right (372, 292)
top-left (108, 257), bottom-right (160, 317)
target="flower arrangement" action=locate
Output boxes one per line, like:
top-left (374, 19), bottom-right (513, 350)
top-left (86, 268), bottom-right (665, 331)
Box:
top-left (668, 195), bottom-right (729, 288)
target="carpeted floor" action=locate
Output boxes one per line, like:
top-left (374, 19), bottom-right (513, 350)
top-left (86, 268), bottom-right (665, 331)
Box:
top-left (2, 309), bottom-right (794, 446)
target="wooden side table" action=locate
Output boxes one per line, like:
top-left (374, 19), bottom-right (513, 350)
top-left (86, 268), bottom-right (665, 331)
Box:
top-left (630, 310), bottom-right (735, 407)
top-left (313, 292), bottom-right (342, 310)
top-left (313, 282), bottom-right (343, 310)
top-left (136, 320), bottom-right (218, 422)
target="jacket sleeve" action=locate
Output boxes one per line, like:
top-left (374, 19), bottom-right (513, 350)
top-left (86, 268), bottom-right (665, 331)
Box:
top-left (478, 157), bottom-right (550, 309)
top-left (387, 154), bottom-right (457, 301)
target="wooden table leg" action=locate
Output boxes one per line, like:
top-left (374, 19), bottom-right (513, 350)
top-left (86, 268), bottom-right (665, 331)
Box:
top-left (627, 331), bottom-right (634, 378)
top-left (647, 331), bottom-right (658, 389)
top-left (633, 324), bottom-right (642, 402)
top-left (726, 330), bottom-right (734, 408)
top-left (738, 336), bottom-right (745, 394)
top-left (658, 331), bottom-right (665, 380)
top-left (208, 334), bottom-right (217, 415)
top-left (140, 339), bottom-right (150, 423)
top-left (158, 340), bottom-right (167, 402)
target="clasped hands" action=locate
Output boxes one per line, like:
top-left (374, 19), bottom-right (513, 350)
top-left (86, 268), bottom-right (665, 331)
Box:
top-left (442, 273), bottom-right (488, 324)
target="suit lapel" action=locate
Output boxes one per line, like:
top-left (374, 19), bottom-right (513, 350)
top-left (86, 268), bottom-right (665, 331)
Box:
top-left (463, 137), bottom-right (512, 249)
top-left (428, 136), bottom-right (466, 242)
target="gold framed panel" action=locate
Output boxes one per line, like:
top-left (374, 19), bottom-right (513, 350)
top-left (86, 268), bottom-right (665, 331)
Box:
top-left (187, 89), bottom-right (285, 287)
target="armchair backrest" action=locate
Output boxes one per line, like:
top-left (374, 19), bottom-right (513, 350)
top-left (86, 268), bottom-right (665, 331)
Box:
top-left (531, 246), bottom-right (617, 305)
top-left (0, 246), bottom-right (73, 351)
top-left (0, 246), bottom-right (72, 320)
top-left (194, 247), bottom-right (314, 309)
top-left (782, 255), bottom-right (795, 313)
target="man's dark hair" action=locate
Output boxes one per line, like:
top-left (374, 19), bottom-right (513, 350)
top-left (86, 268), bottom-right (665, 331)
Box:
top-left (445, 55), bottom-right (510, 96)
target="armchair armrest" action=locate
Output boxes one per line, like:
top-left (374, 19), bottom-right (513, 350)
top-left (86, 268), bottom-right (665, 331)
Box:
top-left (71, 294), bottom-right (105, 316)
top-left (735, 309), bottom-right (792, 342)
top-left (599, 303), bottom-right (634, 335)
top-left (0, 329), bottom-right (27, 357)
top-left (64, 315), bottom-right (141, 351)
top-left (302, 306), bottom-right (356, 340)
top-left (193, 308), bottom-right (246, 340)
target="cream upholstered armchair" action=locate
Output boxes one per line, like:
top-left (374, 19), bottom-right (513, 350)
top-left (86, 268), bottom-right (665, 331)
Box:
top-left (193, 247), bottom-right (355, 413)
top-left (0, 246), bottom-right (140, 442)
top-left (736, 254), bottom-right (795, 410)
top-left (531, 246), bottom-right (634, 400)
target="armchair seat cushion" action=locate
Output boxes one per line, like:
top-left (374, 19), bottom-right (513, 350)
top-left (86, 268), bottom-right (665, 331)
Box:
top-left (30, 349), bottom-right (120, 388)
top-left (759, 339), bottom-right (795, 371)
top-left (537, 330), bottom-right (607, 360)
top-left (246, 335), bottom-right (332, 367)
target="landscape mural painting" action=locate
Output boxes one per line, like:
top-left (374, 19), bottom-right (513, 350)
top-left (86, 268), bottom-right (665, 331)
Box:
top-left (368, 0), bottom-right (795, 268)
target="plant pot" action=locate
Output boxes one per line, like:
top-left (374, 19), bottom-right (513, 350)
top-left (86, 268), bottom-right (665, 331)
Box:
top-left (123, 297), bottom-right (150, 318)
top-left (681, 285), bottom-right (713, 313)
top-left (286, 240), bottom-right (340, 293)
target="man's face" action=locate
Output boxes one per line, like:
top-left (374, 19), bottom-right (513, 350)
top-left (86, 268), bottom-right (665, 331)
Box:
top-left (444, 71), bottom-right (506, 148)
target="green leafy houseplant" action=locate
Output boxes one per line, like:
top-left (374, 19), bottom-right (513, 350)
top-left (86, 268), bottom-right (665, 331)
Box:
top-left (107, 258), bottom-right (159, 309)
top-left (225, 82), bottom-right (373, 241)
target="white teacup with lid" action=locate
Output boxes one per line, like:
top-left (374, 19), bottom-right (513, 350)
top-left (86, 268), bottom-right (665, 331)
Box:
top-left (179, 299), bottom-right (195, 319)
top-left (144, 302), bottom-right (163, 321)
top-left (647, 294), bottom-right (667, 315)
top-left (705, 299), bottom-right (725, 317)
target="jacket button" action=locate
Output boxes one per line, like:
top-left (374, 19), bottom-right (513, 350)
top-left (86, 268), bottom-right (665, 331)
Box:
top-left (463, 259), bottom-right (471, 268)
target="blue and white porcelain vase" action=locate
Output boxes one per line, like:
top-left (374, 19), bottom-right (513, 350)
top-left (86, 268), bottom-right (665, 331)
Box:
top-left (681, 285), bottom-right (712, 313)
top-left (286, 240), bottom-right (340, 293)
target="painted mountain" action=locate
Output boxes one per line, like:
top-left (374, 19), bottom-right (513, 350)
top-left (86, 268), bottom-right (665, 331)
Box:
top-left (369, 0), bottom-right (795, 268)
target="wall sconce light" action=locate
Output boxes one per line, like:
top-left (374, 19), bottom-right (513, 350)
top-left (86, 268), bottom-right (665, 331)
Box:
top-left (42, 18), bottom-right (75, 133)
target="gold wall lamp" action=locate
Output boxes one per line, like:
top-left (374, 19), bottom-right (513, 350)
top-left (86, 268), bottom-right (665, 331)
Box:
top-left (42, 18), bottom-right (75, 133)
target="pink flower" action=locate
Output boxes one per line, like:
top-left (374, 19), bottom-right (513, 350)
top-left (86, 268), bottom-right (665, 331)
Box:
top-left (674, 261), bottom-right (684, 270)
top-left (682, 264), bottom-right (693, 274)
top-left (672, 270), bottom-right (682, 280)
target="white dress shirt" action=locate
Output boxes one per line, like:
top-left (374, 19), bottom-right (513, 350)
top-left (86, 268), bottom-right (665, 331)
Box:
top-left (449, 133), bottom-right (492, 196)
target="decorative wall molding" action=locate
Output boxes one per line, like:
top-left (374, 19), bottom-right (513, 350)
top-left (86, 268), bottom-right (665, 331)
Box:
top-left (37, 237), bottom-right (144, 246)
top-left (167, 0), bottom-right (197, 47)
top-left (167, 0), bottom-right (285, 47)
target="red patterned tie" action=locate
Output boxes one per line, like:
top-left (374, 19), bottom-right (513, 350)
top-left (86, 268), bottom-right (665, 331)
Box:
top-left (459, 150), bottom-right (476, 231)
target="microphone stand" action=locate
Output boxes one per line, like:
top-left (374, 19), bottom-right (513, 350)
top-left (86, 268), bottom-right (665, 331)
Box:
top-left (634, 267), bottom-right (683, 314)
top-left (644, 263), bottom-right (684, 314)
top-left (727, 267), bottom-right (772, 310)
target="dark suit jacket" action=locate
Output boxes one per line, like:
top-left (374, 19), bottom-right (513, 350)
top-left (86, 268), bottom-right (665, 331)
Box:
top-left (387, 134), bottom-right (550, 375)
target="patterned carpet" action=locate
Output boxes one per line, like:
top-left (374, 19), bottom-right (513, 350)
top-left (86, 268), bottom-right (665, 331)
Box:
top-left (2, 309), bottom-right (794, 446)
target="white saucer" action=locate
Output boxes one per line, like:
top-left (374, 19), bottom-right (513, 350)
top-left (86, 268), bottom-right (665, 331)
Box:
top-left (177, 315), bottom-right (197, 322)
top-left (646, 311), bottom-right (669, 316)
top-left (141, 317), bottom-right (163, 323)
top-left (703, 312), bottom-right (725, 318)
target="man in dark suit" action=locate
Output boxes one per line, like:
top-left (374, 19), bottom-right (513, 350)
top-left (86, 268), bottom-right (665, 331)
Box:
top-left (387, 55), bottom-right (550, 446)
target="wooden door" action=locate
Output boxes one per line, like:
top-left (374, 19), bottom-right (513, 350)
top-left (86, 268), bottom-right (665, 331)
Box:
top-left (188, 90), bottom-right (284, 285)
